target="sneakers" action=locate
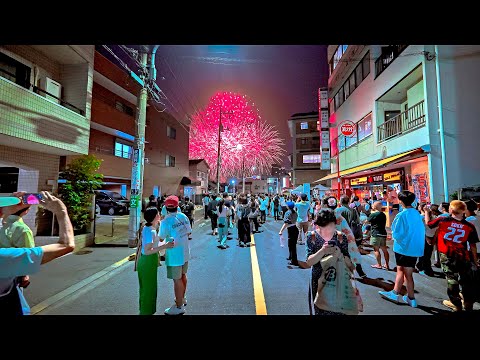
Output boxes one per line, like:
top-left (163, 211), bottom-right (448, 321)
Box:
top-left (164, 304), bottom-right (186, 315)
top-left (402, 295), bottom-right (418, 308)
top-left (442, 299), bottom-right (462, 312)
top-left (379, 290), bottom-right (401, 303)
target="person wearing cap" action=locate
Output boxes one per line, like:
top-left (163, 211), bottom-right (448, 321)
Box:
top-left (465, 199), bottom-right (480, 256)
top-left (295, 193), bottom-right (310, 245)
top-left (0, 192), bottom-right (75, 316)
top-left (279, 201), bottom-right (299, 266)
top-left (160, 199), bottom-right (181, 220)
top-left (159, 195), bottom-right (192, 315)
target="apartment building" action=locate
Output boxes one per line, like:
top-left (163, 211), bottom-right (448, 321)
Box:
top-left (287, 111), bottom-right (330, 187)
top-left (319, 45), bottom-right (480, 204)
top-left (189, 159), bottom-right (210, 203)
top-left (74, 50), bottom-right (190, 201)
top-left (0, 45), bottom-right (94, 234)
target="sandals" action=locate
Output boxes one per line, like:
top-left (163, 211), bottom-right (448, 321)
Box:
top-left (382, 265), bottom-right (391, 271)
top-left (371, 264), bottom-right (383, 269)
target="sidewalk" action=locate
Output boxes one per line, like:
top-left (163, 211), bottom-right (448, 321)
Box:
top-left (25, 209), bottom-right (207, 310)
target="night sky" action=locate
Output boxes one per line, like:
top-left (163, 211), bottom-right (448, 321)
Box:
top-left (102, 45), bottom-right (329, 168)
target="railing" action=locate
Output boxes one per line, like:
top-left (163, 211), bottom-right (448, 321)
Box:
top-left (89, 146), bottom-right (132, 159)
top-left (377, 100), bottom-right (425, 143)
top-left (0, 67), bottom-right (85, 116)
top-left (374, 45), bottom-right (408, 78)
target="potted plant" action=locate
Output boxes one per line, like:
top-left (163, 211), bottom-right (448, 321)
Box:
top-left (58, 155), bottom-right (103, 235)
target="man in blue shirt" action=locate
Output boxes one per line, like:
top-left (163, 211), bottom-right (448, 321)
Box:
top-left (295, 193), bottom-right (311, 245)
top-left (0, 192), bottom-right (75, 315)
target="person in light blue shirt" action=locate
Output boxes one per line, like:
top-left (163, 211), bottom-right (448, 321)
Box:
top-left (0, 192), bottom-right (75, 316)
top-left (259, 195), bottom-right (269, 223)
top-left (202, 194), bottom-right (210, 219)
top-left (379, 191), bottom-right (425, 308)
top-left (295, 193), bottom-right (311, 244)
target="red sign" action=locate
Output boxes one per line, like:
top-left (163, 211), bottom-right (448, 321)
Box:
top-left (339, 120), bottom-right (356, 137)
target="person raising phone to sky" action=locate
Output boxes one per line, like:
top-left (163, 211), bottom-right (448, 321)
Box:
top-left (0, 191), bottom-right (76, 316)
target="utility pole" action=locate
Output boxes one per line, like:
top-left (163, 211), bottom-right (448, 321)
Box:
top-left (215, 109), bottom-right (233, 194)
top-left (242, 155), bottom-right (245, 194)
top-left (127, 46), bottom-right (159, 248)
top-left (216, 109), bottom-right (223, 194)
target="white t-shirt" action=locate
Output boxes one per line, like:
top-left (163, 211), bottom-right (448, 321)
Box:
top-left (466, 214), bottom-right (480, 251)
top-left (159, 212), bottom-right (192, 266)
top-left (141, 225), bottom-right (158, 255)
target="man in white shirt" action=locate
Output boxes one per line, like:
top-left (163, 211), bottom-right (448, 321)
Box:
top-left (466, 200), bottom-right (480, 253)
top-left (159, 195), bottom-right (192, 315)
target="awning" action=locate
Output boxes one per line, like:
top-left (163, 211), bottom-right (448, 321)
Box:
top-left (314, 148), bottom-right (422, 182)
top-left (180, 176), bottom-right (192, 185)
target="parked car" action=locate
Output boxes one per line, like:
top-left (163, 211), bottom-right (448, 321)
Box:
top-left (95, 190), bottom-right (130, 216)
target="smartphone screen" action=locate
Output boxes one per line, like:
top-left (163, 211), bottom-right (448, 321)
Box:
top-left (22, 193), bottom-right (43, 205)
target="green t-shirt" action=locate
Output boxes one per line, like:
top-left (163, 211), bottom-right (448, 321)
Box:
top-left (367, 211), bottom-right (387, 237)
top-left (0, 215), bottom-right (35, 248)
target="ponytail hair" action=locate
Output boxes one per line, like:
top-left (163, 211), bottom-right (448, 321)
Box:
top-left (218, 199), bottom-right (225, 214)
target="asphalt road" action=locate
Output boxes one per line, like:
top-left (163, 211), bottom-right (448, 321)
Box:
top-left (31, 214), bottom-right (478, 315)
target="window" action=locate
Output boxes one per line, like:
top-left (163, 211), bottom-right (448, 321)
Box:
top-left (344, 81), bottom-right (350, 100)
top-left (332, 45), bottom-right (349, 71)
top-left (0, 52), bottom-right (31, 89)
top-left (115, 140), bottom-right (133, 159)
top-left (303, 154), bottom-right (321, 164)
top-left (355, 64), bottom-right (363, 88)
top-left (300, 122), bottom-right (308, 130)
top-left (362, 52), bottom-right (370, 79)
top-left (357, 113), bottom-right (373, 141)
top-left (338, 87), bottom-right (344, 108)
top-left (167, 125), bottom-right (176, 139)
top-left (115, 100), bottom-right (134, 116)
top-left (197, 171), bottom-right (201, 177)
top-left (349, 73), bottom-right (356, 94)
top-left (166, 155), bottom-right (176, 167)
top-left (334, 92), bottom-right (340, 111)
top-left (301, 138), bottom-right (307, 145)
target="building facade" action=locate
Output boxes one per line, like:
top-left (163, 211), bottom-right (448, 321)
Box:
top-left (322, 45), bottom-right (480, 204)
top-left (0, 45), bottom-right (94, 234)
top-left (189, 159), bottom-right (210, 203)
top-left (71, 51), bottom-right (190, 202)
top-left (287, 111), bottom-right (330, 187)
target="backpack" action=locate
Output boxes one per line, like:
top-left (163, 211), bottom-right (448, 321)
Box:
top-left (182, 201), bottom-right (193, 217)
top-left (349, 207), bottom-right (363, 240)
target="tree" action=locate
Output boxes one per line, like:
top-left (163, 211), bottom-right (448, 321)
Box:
top-left (58, 155), bottom-right (103, 234)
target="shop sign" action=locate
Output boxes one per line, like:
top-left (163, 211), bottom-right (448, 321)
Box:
top-left (367, 174), bottom-right (383, 183)
top-left (383, 171), bottom-right (402, 182)
top-left (350, 177), bottom-right (368, 186)
top-left (339, 120), bottom-right (356, 137)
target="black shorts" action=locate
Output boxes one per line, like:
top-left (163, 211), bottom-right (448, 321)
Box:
top-left (394, 252), bottom-right (417, 268)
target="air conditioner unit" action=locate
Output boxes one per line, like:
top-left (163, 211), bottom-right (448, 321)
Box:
top-left (41, 77), bottom-right (62, 104)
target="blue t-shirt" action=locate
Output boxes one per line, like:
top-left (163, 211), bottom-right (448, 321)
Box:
top-left (0, 247), bottom-right (43, 295)
top-left (295, 201), bottom-right (310, 222)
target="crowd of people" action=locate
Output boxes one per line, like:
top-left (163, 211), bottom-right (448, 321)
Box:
top-left (2, 185), bottom-right (480, 316)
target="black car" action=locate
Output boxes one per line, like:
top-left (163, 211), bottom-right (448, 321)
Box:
top-left (95, 190), bottom-right (130, 215)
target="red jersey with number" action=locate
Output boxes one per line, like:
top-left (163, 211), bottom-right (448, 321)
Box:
top-left (428, 216), bottom-right (479, 260)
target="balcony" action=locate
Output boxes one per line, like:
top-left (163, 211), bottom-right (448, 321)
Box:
top-left (377, 100), bottom-right (425, 143)
top-left (375, 45), bottom-right (408, 78)
top-left (0, 71), bottom-right (90, 156)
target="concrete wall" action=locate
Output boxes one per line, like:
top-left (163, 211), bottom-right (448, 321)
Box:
top-left (0, 145), bottom-right (59, 234)
top-left (407, 80), bottom-right (424, 107)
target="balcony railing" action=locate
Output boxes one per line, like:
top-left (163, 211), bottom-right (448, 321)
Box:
top-left (377, 100), bottom-right (425, 143)
top-left (0, 67), bottom-right (85, 116)
top-left (374, 45), bottom-right (408, 78)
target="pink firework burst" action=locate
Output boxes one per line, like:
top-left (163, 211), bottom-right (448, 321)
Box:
top-left (189, 91), bottom-right (285, 182)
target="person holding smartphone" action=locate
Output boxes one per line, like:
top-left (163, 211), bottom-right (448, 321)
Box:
top-left (0, 192), bottom-right (38, 300)
top-left (0, 191), bottom-right (75, 316)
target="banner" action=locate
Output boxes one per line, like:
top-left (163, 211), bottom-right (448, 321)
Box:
top-left (412, 173), bottom-right (429, 203)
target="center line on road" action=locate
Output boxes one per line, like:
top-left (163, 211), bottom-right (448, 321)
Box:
top-left (249, 233), bottom-right (267, 315)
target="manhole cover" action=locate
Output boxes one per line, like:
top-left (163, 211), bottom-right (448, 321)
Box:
top-left (74, 249), bottom-right (93, 255)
